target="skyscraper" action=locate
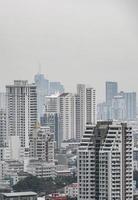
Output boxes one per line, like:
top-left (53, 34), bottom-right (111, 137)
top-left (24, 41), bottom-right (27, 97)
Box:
top-left (34, 73), bottom-right (49, 121)
top-left (78, 121), bottom-right (133, 200)
top-left (76, 84), bottom-right (86, 141)
top-left (124, 92), bottom-right (136, 121)
top-left (76, 85), bottom-right (96, 141)
top-left (111, 95), bottom-right (126, 121)
top-left (49, 81), bottom-right (64, 95)
top-left (34, 73), bottom-right (64, 121)
top-left (29, 125), bottom-right (54, 162)
top-left (86, 87), bottom-right (96, 125)
top-left (58, 93), bottom-right (76, 145)
top-left (106, 81), bottom-right (118, 105)
top-left (41, 94), bottom-right (59, 147)
top-left (6, 80), bottom-right (37, 149)
top-left (0, 93), bottom-right (7, 147)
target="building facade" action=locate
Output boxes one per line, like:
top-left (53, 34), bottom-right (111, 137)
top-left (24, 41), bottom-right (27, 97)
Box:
top-left (78, 121), bottom-right (133, 200)
top-left (106, 81), bottom-right (118, 106)
top-left (29, 126), bottom-right (54, 162)
top-left (6, 80), bottom-right (37, 149)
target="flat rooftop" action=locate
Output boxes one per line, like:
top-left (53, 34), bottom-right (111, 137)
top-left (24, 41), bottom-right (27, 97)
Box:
top-left (1, 192), bottom-right (37, 197)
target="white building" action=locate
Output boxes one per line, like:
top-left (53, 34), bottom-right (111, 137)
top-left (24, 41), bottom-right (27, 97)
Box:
top-left (6, 80), bottom-right (37, 149)
top-left (76, 85), bottom-right (96, 141)
top-left (58, 93), bottom-right (76, 144)
top-left (78, 121), bottom-right (133, 200)
top-left (26, 159), bottom-right (56, 178)
top-left (29, 126), bottom-right (55, 162)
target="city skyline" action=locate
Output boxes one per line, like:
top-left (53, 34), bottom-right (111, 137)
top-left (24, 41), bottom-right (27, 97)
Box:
top-left (0, 0), bottom-right (138, 101)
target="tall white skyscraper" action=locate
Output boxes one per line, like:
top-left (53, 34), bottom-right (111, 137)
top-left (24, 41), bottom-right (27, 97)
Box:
top-left (76, 85), bottom-right (96, 141)
top-left (76, 84), bottom-right (86, 141)
top-left (78, 121), bottom-right (133, 200)
top-left (6, 80), bottom-right (37, 149)
top-left (58, 93), bottom-right (76, 145)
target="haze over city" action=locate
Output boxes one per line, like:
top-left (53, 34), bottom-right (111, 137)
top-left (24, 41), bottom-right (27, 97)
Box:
top-left (0, 0), bottom-right (138, 101)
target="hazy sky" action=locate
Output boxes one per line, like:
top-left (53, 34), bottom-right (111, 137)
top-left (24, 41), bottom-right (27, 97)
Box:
top-left (0, 0), bottom-right (138, 101)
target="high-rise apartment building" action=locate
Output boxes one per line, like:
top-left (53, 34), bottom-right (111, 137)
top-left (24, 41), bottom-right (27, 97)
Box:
top-left (111, 95), bottom-right (126, 121)
top-left (76, 85), bottom-right (96, 141)
top-left (78, 121), bottom-right (133, 200)
top-left (106, 81), bottom-right (118, 105)
top-left (34, 73), bottom-right (64, 121)
top-left (6, 80), bottom-right (37, 149)
top-left (58, 93), bottom-right (76, 145)
top-left (29, 126), bottom-right (54, 162)
top-left (41, 94), bottom-right (59, 147)
top-left (86, 88), bottom-right (96, 125)
top-left (0, 93), bottom-right (7, 147)
top-left (34, 73), bottom-right (49, 121)
top-left (76, 84), bottom-right (86, 141)
top-left (49, 82), bottom-right (64, 95)
top-left (124, 92), bottom-right (136, 121)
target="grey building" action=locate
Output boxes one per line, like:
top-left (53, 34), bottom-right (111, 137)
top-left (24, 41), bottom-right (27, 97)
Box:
top-left (34, 73), bottom-right (49, 121)
top-left (106, 81), bottom-right (118, 105)
top-left (78, 121), bottom-right (133, 200)
top-left (0, 93), bottom-right (7, 147)
top-left (41, 94), bottom-right (59, 147)
top-left (49, 81), bottom-right (64, 95)
top-left (124, 92), bottom-right (136, 121)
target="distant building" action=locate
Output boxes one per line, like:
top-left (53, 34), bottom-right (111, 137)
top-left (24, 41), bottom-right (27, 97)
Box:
top-left (111, 95), bottom-right (126, 120)
top-left (26, 159), bottom-right (56, 178)
top-left (76, 85), bottom-right (96, 141)
top-left (76, 84), bottom-right (86, 141)
top-left (106, 81), bottom-right (118, 105)
top-left (47, 193), bottom-right (67, 200)
top-left (64, 183), bottom-right (78, 198)
top-left (0, 109), bottom-right (7, 147)
top-left (34, 73), bottom-right (49, 120)
top-left (124, 92), bottom-right (137, 121)
top-left (0, 93), bottom-right (7, 147)
top-left (0, 192), bottom-right (37, 200)
top-left (58, 93), bottom-right (76, 145)
top-left (34, 73), bottom-right (64, 121)
top-left (86, 87), bottom-right (96, 125)
top-left (29, 126), bottom-right (54, 162)
top-left (49, 82), bottom-right (64, 96)
top-left (6, 80), bottom-right (37, 149)
top-left (41, 94), bottom-right (59, 147)
top-left (78, 121), bottom-right (133, 200)
top-left (97, 102), bottom-right (112, 121)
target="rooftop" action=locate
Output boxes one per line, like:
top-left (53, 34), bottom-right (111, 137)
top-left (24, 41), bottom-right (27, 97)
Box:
top-left (1, 192), bottom-right (37, 197)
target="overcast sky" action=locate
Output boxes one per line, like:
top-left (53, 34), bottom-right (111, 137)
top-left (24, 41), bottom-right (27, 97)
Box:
top-left (0, 0), bottom-right (137, 101)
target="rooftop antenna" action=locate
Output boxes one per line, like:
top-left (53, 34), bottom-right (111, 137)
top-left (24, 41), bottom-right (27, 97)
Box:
top-left (38, 62), bottom-right (42, 74)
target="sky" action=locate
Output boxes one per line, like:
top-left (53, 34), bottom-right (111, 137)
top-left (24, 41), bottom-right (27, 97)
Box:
top-left (0, 0), bottom-right (138, 102)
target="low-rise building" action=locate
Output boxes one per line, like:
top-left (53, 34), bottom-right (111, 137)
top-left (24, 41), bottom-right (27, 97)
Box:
top-left (47, 193), bottom-right (67, 200)
top-left (26, 159), bottom-right (56, 178)
top-left (64, 183), bottom-right (78, 198)
top-left (0, 192), bottom-right (37, 200)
